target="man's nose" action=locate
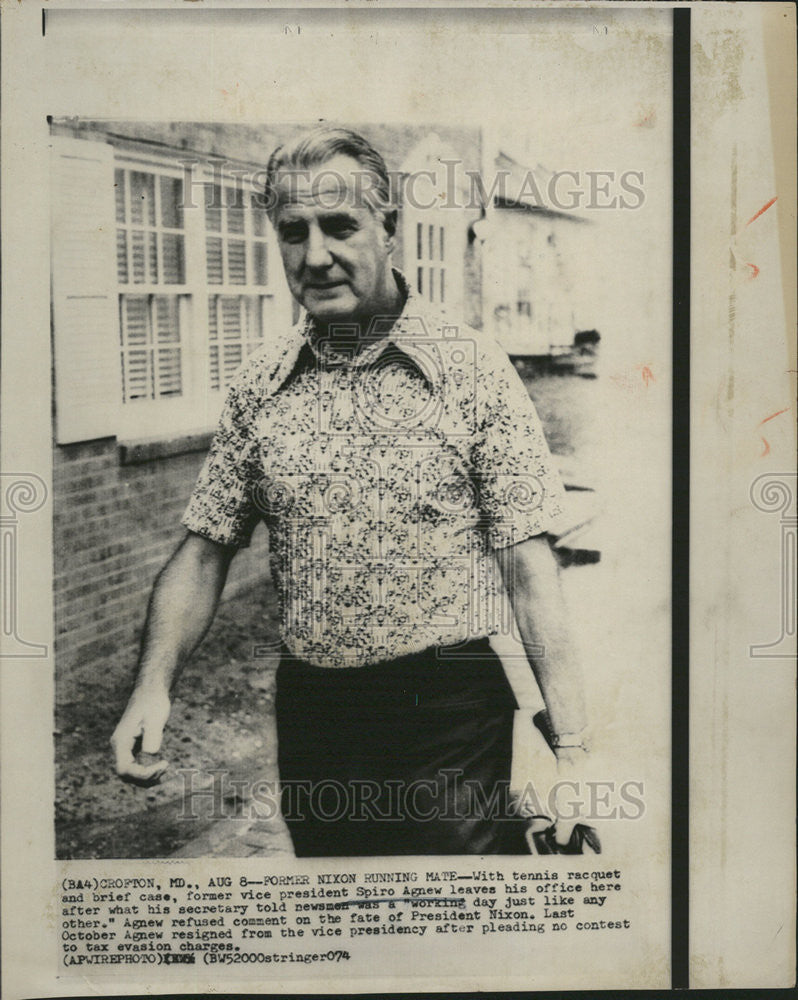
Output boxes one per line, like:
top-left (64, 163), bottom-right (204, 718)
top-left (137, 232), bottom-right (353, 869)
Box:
top-left (305, 227), bottom-right (333, 270)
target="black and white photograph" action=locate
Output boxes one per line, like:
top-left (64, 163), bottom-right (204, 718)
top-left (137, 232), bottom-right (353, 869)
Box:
top-left (1, 2), bottom-right (795, 996)
top-left (49, 21), bottom-right (671, 865)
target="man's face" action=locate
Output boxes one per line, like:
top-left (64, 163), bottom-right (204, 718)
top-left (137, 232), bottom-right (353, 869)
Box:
top-left (271, 155), bottom-right (396, 324)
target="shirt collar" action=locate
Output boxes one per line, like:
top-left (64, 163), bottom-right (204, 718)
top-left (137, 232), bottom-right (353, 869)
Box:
top-left (271, 269), bottom-right (443, 393)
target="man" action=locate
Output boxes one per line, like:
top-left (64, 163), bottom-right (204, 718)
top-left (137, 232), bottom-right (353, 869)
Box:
top-left (112, 125), bottom-right (590, 856)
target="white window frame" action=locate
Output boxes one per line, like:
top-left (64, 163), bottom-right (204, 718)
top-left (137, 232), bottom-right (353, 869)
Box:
top-left (113, 151), bottom-right (291, 442)
top-left (114, 158), bottom-right (191, 437)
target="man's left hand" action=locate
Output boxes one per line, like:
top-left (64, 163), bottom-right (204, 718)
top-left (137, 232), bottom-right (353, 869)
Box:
top-left (551, 744), bottom-right (597, 849)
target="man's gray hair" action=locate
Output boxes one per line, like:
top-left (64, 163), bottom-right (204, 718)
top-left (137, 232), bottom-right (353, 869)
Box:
top-left (263, 124), bottom-right (393, 217)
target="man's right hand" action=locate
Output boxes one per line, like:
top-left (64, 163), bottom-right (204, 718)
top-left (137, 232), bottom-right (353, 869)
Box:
top-left (109, 533), bottom-right (234, 787)
top-left (111, 685), bottom-right (171, 786)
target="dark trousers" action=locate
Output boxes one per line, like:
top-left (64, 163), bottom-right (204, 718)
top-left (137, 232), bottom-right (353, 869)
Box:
top-left (275, 637), bottom-right (530, 857)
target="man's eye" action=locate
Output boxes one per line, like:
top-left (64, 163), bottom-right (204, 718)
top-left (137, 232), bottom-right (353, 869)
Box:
top-left (280, 225), bottom-right (306, 244)
top-left (325, 220), bottom-right (356, 238)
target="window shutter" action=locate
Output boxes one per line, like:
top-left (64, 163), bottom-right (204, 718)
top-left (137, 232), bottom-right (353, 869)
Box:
top-left (227, 240), bottom-right (247, 284)
top-left (51, 136), bottom-right (119, 443)
top-left (153, 296), bottom-right (182, 397)
top-left (120, 295), bottom-right (151, 401)
top-left (223, 298), bottom-right (245, 384)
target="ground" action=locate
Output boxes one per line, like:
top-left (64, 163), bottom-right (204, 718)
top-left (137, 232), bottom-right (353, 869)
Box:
top-left (55, 370), bottom-right (603, 859)
top-left (55, 582), bottom-right (290, 858)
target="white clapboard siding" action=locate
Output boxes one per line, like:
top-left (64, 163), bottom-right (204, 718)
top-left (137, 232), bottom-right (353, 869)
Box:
top-left (51, 136), bottom-right (120, 444)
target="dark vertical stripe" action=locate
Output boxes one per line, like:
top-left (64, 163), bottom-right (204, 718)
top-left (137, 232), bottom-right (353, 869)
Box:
top-left (672, 6), bottom-right (691, 990)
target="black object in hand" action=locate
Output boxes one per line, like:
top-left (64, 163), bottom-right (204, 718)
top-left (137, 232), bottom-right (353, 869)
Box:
top-left (529, 821), bottom-right (602, 854)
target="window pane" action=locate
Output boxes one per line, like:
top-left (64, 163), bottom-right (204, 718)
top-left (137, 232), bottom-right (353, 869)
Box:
top-left (160, 176), bottom-right (184, 229)
top-left (253, 242), bottom-right (268, 286)
top-left (114, 170), bottom-right (126, 224)
top-left (205, 296), bottom-right (256, 389)
top-left (157, 348), bottom-right (182, 397)
top-left (205, 185), bottom-right (222, 232)
top-left (428, 225), bottom-right (435, 260)
top-left (222, 341), bottom-right (243, 383)
top-left (153, 297), bottom-right (182, 397)
top-left (129, 172), bottom-right (156, 227)
top-left (121, 295), bottom-right (149, 347)
top-left (440, 268), bottom-right (445, 303)
top-left (417, 267), bottom-right (423, 294)
top-left (161, 234), bottom-right (185, 284)
top-left (122, 349), bottom-right (151, 402)
top-left (226, 186), bottom-right (245, 234)
top-left (241, 297), bottom-right (254, 343)
top-left (227, 207), bottom-right (245, 235)
top-left (246, 297), bottom-right (265, 350)
top-left (209, 344), bottom-right (220, 391)
top-left (206, 237), bottom-right (223, 284)
top-left (439, 226), bottom-right (445, 261)
top-left (147, 231), bottom-right (158, 283)
top-left (131, 230), bottom-right (146, 284)
top-left (221, 296), bottom-right (242, 340)
top-left (116, 229), bottom-right (128, 284)
top-left (207, 297), bottom-right (218, 341)
top-left (416, 223), bottom-right (423, 260)
top-left (154, 296), bottom-right (179, 344)
top-left (227, 240), bottom-right (246, 284)
top-left (208, 298), bottom-right (220, 389)
top-left (120, 295), bottom-right (151, 402)
top-left (429, 267), bottom-right (435, 302)
top-left (251, 193), bottom-right (269, 237)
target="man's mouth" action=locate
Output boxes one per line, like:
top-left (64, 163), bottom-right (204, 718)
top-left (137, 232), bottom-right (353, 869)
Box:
top-left (306, 280), bottom-right (347, 291)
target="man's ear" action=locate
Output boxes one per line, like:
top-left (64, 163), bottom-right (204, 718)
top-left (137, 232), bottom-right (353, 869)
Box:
top-left (383, 209), bottom-right (398, 249)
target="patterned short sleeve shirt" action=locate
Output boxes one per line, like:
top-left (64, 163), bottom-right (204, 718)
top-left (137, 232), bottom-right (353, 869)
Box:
top-left (183, 270), bottom-right (567, 667)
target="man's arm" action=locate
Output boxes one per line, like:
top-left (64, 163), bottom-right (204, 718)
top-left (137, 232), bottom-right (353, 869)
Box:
top-left (110, 531), bottom-right (236, 784)
top-left (496, 534), bottom-right (590, 841)
top-left (496, 534), bottom-right (587, 738)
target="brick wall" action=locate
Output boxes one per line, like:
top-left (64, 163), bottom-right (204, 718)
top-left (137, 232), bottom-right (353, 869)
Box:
top-left (53, 437), bottom-right (270, 692)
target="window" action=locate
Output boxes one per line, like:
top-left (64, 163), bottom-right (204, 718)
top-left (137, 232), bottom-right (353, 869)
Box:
top-left (56, 133), bottom-right (483, 445)
top-left (400, 135), bottom-right (466, 316)
top-left (115, 167), bottom-right (187, 403)
top-left (202, 184), bottom-right (273, 393)
top-left (115, 171), bottom-right (185, 285)
top-left (408, 212), bottom-right (457, 310)
top-left (120, 294), bottom-right (185, 402)
top-left (413, 221), bottom-right (448, 302)
top-left (208, 295), bottom-right (267, 392)
top-left (204, 185), bottom-right (269, 289)
top-left (110, 157), bottom-right (290, 438)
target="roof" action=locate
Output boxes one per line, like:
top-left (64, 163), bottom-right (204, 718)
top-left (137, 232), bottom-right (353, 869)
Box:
top-left (492, 149), bottom-right (591, 223)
